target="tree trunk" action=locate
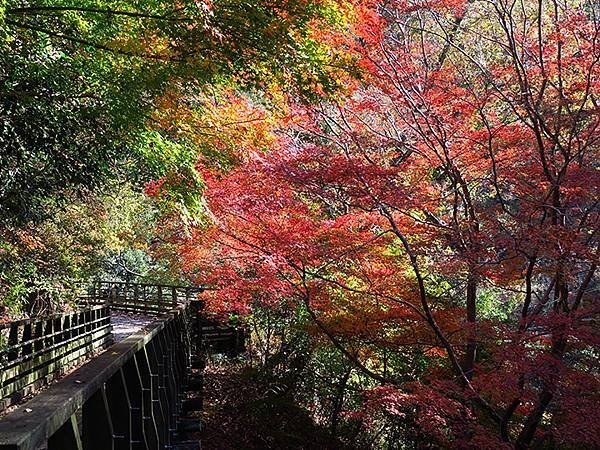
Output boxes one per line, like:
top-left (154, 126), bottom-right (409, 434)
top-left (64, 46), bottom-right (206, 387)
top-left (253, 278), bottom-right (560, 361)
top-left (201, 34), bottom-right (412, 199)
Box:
top-left (463, 270), bottom-right (477, 380)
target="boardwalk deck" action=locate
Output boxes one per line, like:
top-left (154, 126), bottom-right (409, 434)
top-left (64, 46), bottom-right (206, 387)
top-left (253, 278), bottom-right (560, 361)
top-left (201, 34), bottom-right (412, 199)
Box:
top-left (0, 281), bottom-right (243, 450)
top-left (0, 306), bottom-right (192, 450)
top-left (111, 312), bottom-right (158, 343)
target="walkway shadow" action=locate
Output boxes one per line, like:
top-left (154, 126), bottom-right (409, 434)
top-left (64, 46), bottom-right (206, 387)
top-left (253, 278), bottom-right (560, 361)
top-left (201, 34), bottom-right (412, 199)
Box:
top-left (198, 359), bottom-right (354, 450)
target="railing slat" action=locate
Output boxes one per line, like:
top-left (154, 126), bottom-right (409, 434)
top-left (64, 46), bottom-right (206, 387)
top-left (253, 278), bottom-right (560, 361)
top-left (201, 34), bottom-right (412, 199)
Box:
top-left (0, 307), bottom-right (189, 450)
top-left (0, 306), bottom-right (112, 411)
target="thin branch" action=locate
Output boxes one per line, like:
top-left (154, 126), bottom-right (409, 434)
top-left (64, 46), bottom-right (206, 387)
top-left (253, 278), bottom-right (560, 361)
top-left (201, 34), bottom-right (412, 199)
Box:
top-left (6, 6), bottom-right (190, 21)
top-left (4, 19), bottom-right (193, 61)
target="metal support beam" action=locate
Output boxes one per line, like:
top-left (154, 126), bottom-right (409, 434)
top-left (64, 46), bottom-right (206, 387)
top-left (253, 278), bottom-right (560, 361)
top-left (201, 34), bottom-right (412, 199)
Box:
top-left (105, 369), bottom-right (131, 450)
top-left (48, 415), bottom-right (83, 450)
top-left (83, 385), bottom-right (114, 450)
top-left (136, 349), bottom-right (160, 450)
top-left (122, 357), bottom-right (147, 450)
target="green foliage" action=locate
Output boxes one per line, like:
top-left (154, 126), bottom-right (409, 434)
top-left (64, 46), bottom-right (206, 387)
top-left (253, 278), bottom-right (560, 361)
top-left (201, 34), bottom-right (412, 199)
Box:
top-left (137, 131), bottom-right (198, 179)
top-left (0, 0), bottom-right (352, 316)
top-left (0, 6), bottom-right (170, 223)
top-left (0, 184), bottom-right (161, 316)
top-left (0, 0), bottom-right (346, 225)
top-left (477, 287), bottom-right (519, 322)
top-left (137, 131), bottom-right (206, 222)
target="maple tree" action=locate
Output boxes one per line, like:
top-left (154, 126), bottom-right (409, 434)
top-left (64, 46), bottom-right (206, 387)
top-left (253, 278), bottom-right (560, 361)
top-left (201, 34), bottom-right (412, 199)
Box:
top-left (180, 0), bottom-right (600, 447)
top-left (0, 0), bottom-right (357, 314)
top-left (1, 0), bottom-right (598, 446)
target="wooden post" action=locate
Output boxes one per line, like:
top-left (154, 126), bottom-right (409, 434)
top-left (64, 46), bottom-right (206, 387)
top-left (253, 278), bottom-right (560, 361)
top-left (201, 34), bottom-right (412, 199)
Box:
top-left (7, 323), bottom-right (19, 362)
top-left (71, 313), bottom-right (79, 341)
top-left (22, 323), bottom-right (32, 356)
top-left (62, 315), bottom-right (70, 342)
top-left (157, 286), bottom-right (163, 313)
top-left (34, 321), bottom-right (44, 352)
top-left (53, 317), bottom-right (62, 345)
top-left (44, 318), bottom-right (53, 349)
top-left (134, 284), bottom-right (139, 312)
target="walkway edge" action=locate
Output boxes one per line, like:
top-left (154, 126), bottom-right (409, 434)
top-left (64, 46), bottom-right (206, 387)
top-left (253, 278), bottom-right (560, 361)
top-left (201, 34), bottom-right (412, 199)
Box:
top-left (0, 315), bottom-right (171, 450)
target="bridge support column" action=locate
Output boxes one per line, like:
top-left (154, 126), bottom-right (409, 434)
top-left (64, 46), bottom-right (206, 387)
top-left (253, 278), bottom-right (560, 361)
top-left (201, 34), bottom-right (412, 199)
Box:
top-left (145, 341), bottom-right (169, 448)
top-left (48, 415), bottom-right (83, 450)
top-left (83, 385), bottom-right (114, 450)
top-left (105, 369), bottom-right (132, 450)
top-left (122, 357), bottom-right (148, 450)
top-left (136, 349), bottom-right (161, 450)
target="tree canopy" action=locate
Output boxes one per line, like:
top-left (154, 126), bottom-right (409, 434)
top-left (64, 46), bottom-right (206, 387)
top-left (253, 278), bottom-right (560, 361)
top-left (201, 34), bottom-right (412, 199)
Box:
top-left (178, 0), bottom-right (600, 447)
top-left (0, 0), bottom-right (358, 314)
top-left (1, 0), bottom-right (599, 448)
top-left (0, 0), bottom-right (355, 223)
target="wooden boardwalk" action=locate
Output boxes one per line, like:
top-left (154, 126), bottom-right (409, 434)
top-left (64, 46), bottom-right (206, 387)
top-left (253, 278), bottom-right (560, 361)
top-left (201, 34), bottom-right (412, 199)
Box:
top-left (0, 281), bottom-right (247, 450)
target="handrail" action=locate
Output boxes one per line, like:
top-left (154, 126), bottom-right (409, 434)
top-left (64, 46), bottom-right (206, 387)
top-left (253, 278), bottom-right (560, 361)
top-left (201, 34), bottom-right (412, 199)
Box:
top-left (0, 307), bottom-right (98, 330)
top-left (81, 280), bottom-right (206, 290)
top-left (0, 305), bottom-right (112, 412)
top-left (81, 280), bottom-right (205, 314)
top-left (0, 304), bottom-right (191, 450)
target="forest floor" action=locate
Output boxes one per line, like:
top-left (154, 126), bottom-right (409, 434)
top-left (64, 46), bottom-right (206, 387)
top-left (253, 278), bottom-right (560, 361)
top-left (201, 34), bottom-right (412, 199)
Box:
top-left (196, 357), bottom-right (352, 450)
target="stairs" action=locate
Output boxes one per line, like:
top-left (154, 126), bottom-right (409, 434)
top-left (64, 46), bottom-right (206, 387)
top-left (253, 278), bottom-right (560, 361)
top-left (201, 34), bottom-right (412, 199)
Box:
top-left (198, 319), bottom-right (245, 355)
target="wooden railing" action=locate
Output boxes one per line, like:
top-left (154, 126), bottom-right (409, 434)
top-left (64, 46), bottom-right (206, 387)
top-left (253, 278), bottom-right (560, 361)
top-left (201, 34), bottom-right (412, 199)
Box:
top-left (0, 280), bottom-right (247, 449)
top-left (81, 280), bottom-right (204, 314)
top-left (0, 305), bottom-right (112, 411)
top-left (0, 304), bottom-right (195, 450)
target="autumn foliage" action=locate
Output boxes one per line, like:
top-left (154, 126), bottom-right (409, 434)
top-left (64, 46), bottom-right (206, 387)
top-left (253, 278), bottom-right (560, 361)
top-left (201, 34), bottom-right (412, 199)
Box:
top-left (174, 0), bottom-right (600, 448)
